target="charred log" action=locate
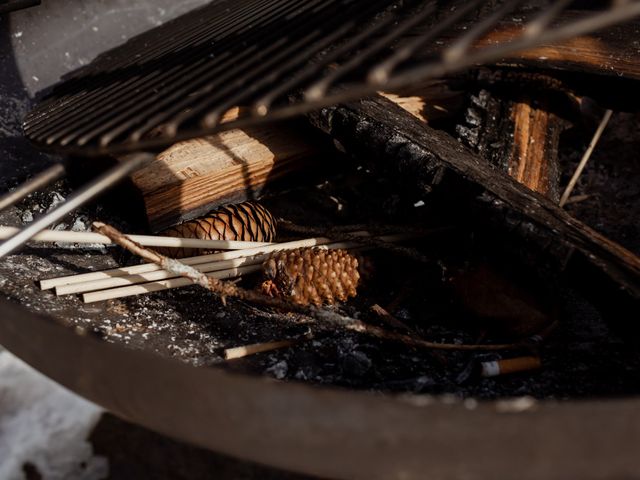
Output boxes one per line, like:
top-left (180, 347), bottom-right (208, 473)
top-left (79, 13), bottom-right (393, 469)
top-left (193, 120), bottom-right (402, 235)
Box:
top-left (308, 95), bottom-right (640, 300)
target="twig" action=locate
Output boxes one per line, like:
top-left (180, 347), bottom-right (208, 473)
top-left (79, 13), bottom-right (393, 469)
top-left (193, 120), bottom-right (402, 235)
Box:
top-left (559, 109), bottom-right (613, 207)
top-left (278, 220), bottom-right (451, 265)
top-left (224, 332), bottom-right (314, 360)
top-left (370, 304), bottom-right (417, 334)
top-left (92, 221), bottom-right (523, 352)
top-left (563, 194), bottom-right (592, 205)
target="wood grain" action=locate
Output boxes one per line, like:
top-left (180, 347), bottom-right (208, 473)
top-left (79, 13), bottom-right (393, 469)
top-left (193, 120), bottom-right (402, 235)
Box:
top-left (129, 117), bottom-right (321, 231)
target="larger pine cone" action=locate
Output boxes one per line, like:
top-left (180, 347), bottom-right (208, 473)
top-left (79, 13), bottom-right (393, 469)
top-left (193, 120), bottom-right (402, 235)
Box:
top-left (261, 247), bottom-right (359, 306)
top-left (157, 201), bottom-right (276, 258)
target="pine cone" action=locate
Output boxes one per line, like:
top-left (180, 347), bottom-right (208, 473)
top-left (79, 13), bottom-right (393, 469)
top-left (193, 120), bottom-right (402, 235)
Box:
top-left (157, 201), bottom-right (276, 258)
top-left (261, 247), bottom-right (359, 306)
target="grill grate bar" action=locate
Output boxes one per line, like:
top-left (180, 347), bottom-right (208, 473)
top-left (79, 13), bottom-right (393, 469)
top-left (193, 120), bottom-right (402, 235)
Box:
top-left (109, 0), bottom-right (355, 144)
top-left (368, 0), bottom-right (485, 85)
top-left (62, 0), bottom-right (311, 147)
top-left (23, 0), bottom-right (640, 155)
top-left (304, 1), bottom-right (437, 102)
top-left (26, 0), bottom-right (276, 141)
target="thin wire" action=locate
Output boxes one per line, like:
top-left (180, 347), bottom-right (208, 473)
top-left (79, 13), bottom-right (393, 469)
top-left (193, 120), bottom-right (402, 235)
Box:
top-left (0, 163), bottom-right (65, 212)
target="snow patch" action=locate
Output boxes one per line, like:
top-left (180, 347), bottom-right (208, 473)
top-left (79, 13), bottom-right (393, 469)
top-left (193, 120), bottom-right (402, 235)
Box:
top-left (0, 352), bottom-right (107, 480)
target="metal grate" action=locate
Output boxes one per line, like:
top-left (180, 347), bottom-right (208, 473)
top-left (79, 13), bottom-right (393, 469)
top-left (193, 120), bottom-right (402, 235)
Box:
top-left (23, 0), bottom-right (640, 155)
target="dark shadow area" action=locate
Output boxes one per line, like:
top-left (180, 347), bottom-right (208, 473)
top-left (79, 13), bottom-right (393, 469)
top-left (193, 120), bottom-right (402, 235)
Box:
top-left (90, 413), bottom-right (322, 480)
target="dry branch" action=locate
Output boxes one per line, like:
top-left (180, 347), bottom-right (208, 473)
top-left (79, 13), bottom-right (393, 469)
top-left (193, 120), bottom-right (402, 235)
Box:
top-left (92, 221), bottom-right (522, 352)
top-left (278, 220), bottom-right (452, 265)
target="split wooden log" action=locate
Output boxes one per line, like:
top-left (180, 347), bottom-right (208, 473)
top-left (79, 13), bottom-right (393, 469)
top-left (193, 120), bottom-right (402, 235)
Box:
top-left (457, 88), bottom-right (568, 202)
top-left (475, 11), bottom-right (640, 81)
top-left (307, 95), bottom-right (640, 299)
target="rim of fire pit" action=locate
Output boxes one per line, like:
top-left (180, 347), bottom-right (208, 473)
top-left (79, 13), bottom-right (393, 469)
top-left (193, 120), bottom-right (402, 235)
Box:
top-left (2, 298), bottom-right (639, 480)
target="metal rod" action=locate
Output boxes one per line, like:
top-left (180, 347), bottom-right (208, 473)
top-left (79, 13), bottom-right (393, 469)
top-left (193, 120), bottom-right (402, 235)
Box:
top-left (443, 0), bottom-right (523, 64)
top-left (0, 153), bottom-right (152, 259)
top-left (368, 0), bottom-right (483, 85)
top-left (0, 163), bottom-right (65, 212)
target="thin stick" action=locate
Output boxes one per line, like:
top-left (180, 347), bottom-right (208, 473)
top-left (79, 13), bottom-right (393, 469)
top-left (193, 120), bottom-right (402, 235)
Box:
top-left (562, 194), bottom-right (591, 205)
top-left (0, 225), bottom-right (271, 250)
top-left (82, 264), bottom-right (261, 302)
top-left (77, 235), bottom-right (410, 299)
top-left (224, 333), bottom-right (313, 360)
top-left (370, 304), bottom-right (416, 334)
top-left (90, 222), bottom-right (521, 352)
top-left (559, 109), bottom-right (613, 207)
top-left (278, 220), bottom-right (451, 264)
top-left (40, 231), bottom-right (413, 290)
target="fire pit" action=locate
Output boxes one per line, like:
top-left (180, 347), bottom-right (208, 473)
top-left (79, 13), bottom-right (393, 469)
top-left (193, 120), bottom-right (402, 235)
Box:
top-left (1, 1), bottom-right (640, 479)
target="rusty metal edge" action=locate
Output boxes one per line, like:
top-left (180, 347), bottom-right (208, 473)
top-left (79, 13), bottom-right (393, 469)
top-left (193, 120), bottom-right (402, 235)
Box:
top-left (1, 298), bottom-right (639, 480)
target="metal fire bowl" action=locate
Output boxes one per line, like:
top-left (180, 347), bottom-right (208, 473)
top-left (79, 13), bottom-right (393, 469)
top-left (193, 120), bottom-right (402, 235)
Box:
top-left (2, 299), bottom-right (640, 480)
top-left (2, 1), bottom-right (640, 478)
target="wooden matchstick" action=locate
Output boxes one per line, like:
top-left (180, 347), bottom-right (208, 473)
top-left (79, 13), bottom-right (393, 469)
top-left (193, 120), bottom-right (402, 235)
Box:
top-left (40, 235), bottom-right (345, 290)
top-left (82, 264), bottom-right (262, 303)
top-left (40, 231), bottom-right (413, 290)
top-left (0, 225), bottom-right (271, 250)
top-left (224, 333), bottom-right (313, 360)
top-left (56, 255), bottom-right (261, 296)
top-left (75, 234), bottom-right (414, 300)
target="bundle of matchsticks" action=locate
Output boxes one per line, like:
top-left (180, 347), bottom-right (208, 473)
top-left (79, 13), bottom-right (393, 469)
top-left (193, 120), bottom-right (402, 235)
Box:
top-left (35, 227), bottom-right (413, 303)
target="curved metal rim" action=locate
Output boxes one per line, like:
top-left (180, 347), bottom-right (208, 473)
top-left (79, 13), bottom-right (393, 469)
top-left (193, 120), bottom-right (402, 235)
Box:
top-left (1, 298), bottom-right (639, 480)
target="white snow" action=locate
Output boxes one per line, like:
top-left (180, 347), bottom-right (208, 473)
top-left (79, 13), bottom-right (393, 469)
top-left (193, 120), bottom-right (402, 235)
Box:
top-left (0, 351), bottom-right (107, 480)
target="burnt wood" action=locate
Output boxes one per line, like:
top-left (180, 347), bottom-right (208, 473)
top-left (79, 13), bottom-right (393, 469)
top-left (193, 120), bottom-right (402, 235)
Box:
top-left (457, 88), bottom-right (567, 202)
top-left (308, 95), bottom-right (640, 299)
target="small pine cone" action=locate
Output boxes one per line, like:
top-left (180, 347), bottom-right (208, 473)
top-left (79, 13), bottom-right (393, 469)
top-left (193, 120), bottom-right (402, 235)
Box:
top-left (157, 201), bottom-right (276, 258)
top-left (261, 247), bottom-right (359, 306)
